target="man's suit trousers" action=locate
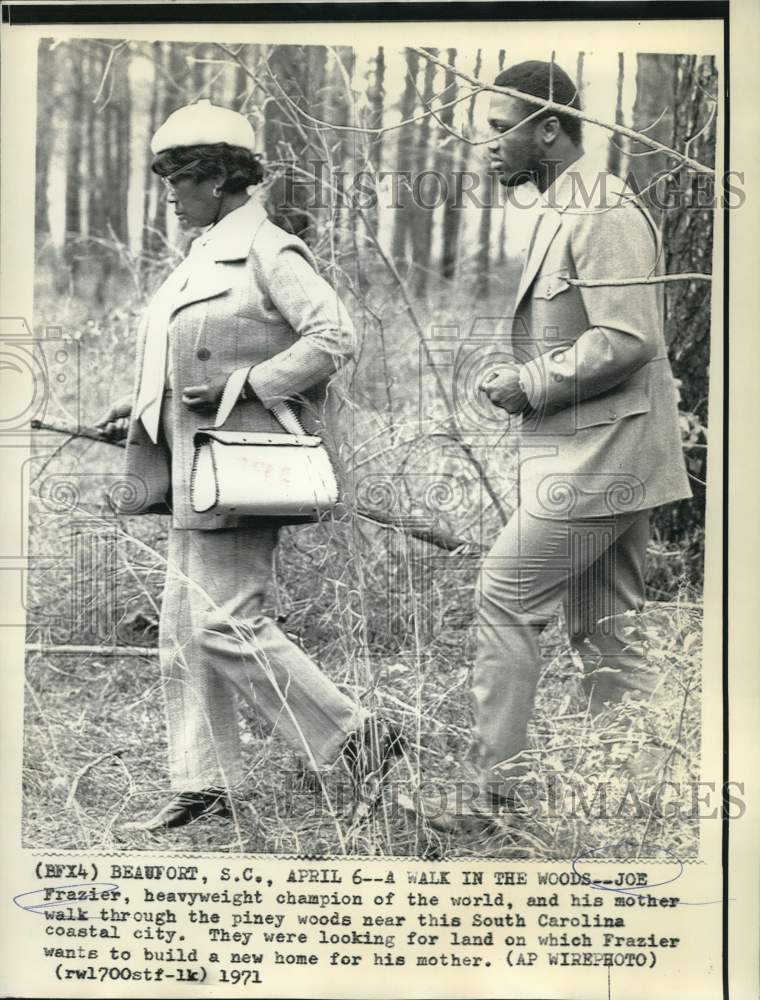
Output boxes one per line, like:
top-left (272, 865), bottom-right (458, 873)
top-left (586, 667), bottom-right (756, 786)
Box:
top-left (471, 505), bottom-right (655, 783)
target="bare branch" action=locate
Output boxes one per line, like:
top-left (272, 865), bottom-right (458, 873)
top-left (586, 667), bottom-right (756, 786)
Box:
top-left (65, 748), bottom-right (128, 808)
top-left (567, 272), bottom-right (711, 287)
top-left (634, 104), bottom-right (672, 136)
top-left (212, 42), bottom-right (441, 136)
top-left (27, 645), bottom-right (157, 656)
top-left (91, 40), bottom-right (127, 109)
top-left (28, 420), bottom-right (482, 551)
top-left (408, 47), bottom-right (715, 176)
top-left (31, 418), bottom-right (126, 447)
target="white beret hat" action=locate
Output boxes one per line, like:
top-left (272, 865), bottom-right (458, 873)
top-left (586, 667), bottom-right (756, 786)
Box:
top-left (150, 99), bottom-right (256, 155)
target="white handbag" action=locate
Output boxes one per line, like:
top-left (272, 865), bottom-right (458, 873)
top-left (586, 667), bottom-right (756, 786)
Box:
top-left (190, 366), bottom-right (340, 517)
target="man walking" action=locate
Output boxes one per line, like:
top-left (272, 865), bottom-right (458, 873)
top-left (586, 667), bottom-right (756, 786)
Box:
top-left (463, 60), bottom-right (691, 821)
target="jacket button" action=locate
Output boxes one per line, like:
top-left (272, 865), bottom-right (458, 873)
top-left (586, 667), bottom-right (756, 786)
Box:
top-left (197, 347), bottom-right (210, 361)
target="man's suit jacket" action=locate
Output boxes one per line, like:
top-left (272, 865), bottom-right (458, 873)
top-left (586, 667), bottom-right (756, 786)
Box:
top-left (120, 197), bottom-right (354, 529)
top-left (509, 159), bottom-right (692, 520)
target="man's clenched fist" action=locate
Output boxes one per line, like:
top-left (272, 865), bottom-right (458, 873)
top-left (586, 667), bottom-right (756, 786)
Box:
top-left (480, 364), bottom-right (530, 414)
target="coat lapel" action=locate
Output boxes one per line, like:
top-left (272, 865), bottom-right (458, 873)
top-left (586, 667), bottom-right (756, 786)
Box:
top-left (513, 207), bottom-right (561, 309)
top-left (169, 197), bottom-right (269, 318)
top-left (169, 262), bottom-right (234, 317)
top-left (212, 197), bottom-right (268, 262)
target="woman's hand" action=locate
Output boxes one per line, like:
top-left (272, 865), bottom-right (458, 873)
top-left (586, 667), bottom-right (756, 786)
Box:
top-left (95, 395), bottom-right (132, 442)
top-left (181, 375), bottom-right (228, 414)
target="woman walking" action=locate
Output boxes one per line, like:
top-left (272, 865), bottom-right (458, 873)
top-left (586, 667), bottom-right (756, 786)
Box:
top-left (96, 100), bottom-right (401, 831)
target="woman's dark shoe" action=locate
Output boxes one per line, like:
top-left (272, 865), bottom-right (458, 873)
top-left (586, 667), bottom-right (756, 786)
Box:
top-left (122, 788), bottom-right (231, 831)
top-left (338, 717), bottom-right (406, 820)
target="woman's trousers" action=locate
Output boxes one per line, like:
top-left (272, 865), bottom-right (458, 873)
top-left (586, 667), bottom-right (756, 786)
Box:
top-left (158, 399), bottom-right (365, 792)
top-left (159, 524), bottom-right (367, 792)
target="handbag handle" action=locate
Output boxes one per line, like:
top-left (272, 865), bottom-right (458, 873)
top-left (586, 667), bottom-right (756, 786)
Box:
top-left (211, 365), bottom-right (307, 436)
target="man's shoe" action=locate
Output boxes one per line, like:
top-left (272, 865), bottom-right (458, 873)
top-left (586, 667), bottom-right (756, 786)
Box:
top-left (408, 764), bottom-right (537, 836)
top-left (394, 791), bottom-right (526, 837)
top-left (122, 788), bottom-right (231, 831)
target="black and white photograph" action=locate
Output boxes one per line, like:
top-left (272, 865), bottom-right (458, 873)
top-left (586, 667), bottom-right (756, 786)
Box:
top-left (20, 26), bottom-right (718, 864)
top-left (6, 4), bottom-right (760, 998)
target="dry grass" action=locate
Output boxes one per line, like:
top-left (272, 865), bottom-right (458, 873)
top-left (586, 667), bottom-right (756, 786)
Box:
top-left (22, 259), bottom-right (703, 860)
top-left (23, 504), bottom-right (701, 860)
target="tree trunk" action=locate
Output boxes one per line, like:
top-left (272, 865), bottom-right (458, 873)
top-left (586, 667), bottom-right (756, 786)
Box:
top-left (651, 54), bottom-right (716, 582)
top-left (323, 45), bottom-right (356, 256)
top-left (410, 48), bottom-right (437, 298)
top-left (63, 47), bottom-right (83, 239)
top-left (437, 48), bottom-right (459, 279)
top-left (263, 45), bottom-right (327, 243)
top-left (631, 53), bottom-right (676, 223)
top-left (390, 48), bottom-right (420, 268)
top-left (661, 54), bottom-right (715, 404)
top-left (491, 50), bottom-right (508, 272)
top-left (144, 41), bottom-right (168, 259)
top-left (35, 39), bottom-right (55, 238)
top-left (473, 48), bottom-right (494, 298)
top-left (575, 51), bottom-right (585, 105)
top-left (607, 53), bottom-right (626, 176)
top-left (360, 45), bottom-right (386, 237)
top-left (114, 51), bottom-right (131, 245)
top-left (366, 46), bottom-right (385, 170)
top-left (102, 67), bottom-right (120, 242)
top-left (85, 45), bottom-right (101, 238)
top-left (192, 41), bottom-right (207, 96)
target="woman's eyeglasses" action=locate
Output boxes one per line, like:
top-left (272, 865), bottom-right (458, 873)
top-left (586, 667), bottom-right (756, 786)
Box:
top-left (160, 159), bottom-right (201, 192)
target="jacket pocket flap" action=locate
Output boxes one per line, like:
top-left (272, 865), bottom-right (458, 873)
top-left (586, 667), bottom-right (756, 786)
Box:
top-left (532, 274), bottom-right (571, 300)
top-left (575, 388), bottom-right (651, 429)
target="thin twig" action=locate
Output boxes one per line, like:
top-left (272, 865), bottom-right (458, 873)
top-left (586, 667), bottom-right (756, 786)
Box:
top-left (28, 644), bottom-right (157, 656)
top-left (66, 748), bottom-right (127, 808)
top-left (31, 419), bottom-right (125, 447)
top-left (408, 47), bottom-right (715, 176)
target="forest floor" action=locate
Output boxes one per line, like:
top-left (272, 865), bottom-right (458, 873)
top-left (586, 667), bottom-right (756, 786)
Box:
top-left (22, 258), bottom-right (703, 860)
top-left (23, 508), bottom-right (702, 861)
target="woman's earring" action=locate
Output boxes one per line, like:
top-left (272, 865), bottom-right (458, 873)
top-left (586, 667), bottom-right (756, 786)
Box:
top-left (212, 184), bottom-right (222, 198)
